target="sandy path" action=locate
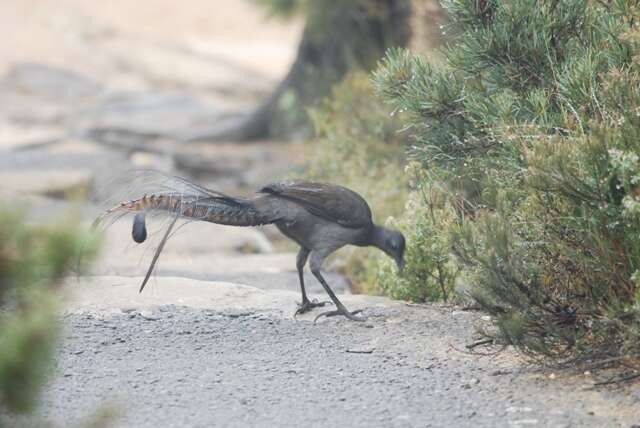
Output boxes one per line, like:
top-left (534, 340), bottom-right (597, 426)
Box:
top-left (0, 0), bottom-right (302, 81)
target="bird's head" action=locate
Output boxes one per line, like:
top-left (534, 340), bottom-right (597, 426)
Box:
top-left (372, 226), bottom-right (405, 273)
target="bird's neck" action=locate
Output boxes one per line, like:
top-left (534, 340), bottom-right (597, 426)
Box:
top-left (367, 224), bottom-right (387, 250)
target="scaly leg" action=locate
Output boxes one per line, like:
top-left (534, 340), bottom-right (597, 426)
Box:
top-left (294, 247), bottom-right (328, 317)
top-left (309, 251), bottom-right (366, 322)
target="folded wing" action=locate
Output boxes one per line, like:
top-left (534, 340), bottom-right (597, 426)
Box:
top-left (260, 181), bottom-right (373, 229)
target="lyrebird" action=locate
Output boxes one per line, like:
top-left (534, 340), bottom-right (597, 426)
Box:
top-left (95, 173), bottom-right (405, 321)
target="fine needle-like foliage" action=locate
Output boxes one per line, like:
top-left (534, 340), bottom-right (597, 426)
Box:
top-left (305, 72), bottom-right (409, 292)
top-left (374, 0), bottom-right (640, 366)
top-left (0, 207), bottom-right (99, 416)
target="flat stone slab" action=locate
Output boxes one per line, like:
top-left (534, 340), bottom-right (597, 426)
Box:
top-left (62, 276), bottom-right (387, 320)
top-left (1, 62), bottom-right (103, 102)
top-left (76, 92), bottom-right (222, 140)
top-left (182, 270), bottom-right (350, 294)
top-left (0, 169), bottom-right (92, 198)
top-left (0, 139), bottom-right (130, 200)
top-left (0, 122), bottom-right (62, 150)
top-left (0, 138), bottom-right (117, 170)
top-left (173, 140), bottom-right (305, 190)
top-left (89, 255), bottom-right (350, 295)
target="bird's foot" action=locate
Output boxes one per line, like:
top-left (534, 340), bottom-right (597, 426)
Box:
top-left (294, 298), bottom-right (330, 317)
top-left (314, 307), bottom-right (366, 323)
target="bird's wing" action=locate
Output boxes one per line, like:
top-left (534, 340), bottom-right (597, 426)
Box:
top-left (259, 181), bottom-right (373, 228)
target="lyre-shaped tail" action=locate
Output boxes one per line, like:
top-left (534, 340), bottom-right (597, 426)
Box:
top-left (93, 174), bottom-right (276, 293)
top-left (93, 191), bottom-right (271, 235)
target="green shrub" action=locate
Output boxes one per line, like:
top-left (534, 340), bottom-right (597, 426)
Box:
top-left (377, 164), bottom-right (459, 302)
top-left (249, 0), bottom-right (412, 138)
top-left (305, 73), bottom-right (461, 302)
top-left (0, 207), bottom-right (99, 415)
top-left (304, 72), bottom-right (408, 293)
top-left (374, 0), bottom-right (640, 365)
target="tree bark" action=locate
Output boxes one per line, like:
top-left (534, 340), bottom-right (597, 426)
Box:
top-left (187, 0), bottom-right (412, 142)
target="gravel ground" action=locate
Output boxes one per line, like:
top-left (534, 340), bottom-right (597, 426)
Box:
top-left (19, 304), bottom-right (639, 428)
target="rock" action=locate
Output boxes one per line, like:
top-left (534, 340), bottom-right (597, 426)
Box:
top-left (61, 275), bottom-right (396, 319)
top-left (0, 139), bottom-right (131, 202)
top-left (193, 271), bottom-right (350, 294)
top-left (77, 92), bottom-right (222, 142)
top-left (0, 138), bottom-right (116, 171)
top-left (138, 310), bottom-right (160, 321)
top-left (461, 378), bottom-right (480, 389)
top-left (173, 141), bottom-right (303, 191)
top-left (130, 151), bottom-right (174, 170)
top-left (509, 419), bottom-right (539, 426)
top-left (0, 122), bottom-right (63, 150)
top-left (0, 192), bottom-right (97, 226)
top-left (99, 38), bottom-right (274, 97)
top-left (1, 63), bottom-right (103, 102)
top-left (47, 139), bottom-right (118, 156)
top-left (0, 89), bottom-right (69, 125)
top-left (506, 406), bottom-right (534, 413)
top-left (92, 248), bottom-right (350, 294)
top-left (173, 148), bottom-right (249, 178)
top-left (0, 169), bottom-right (92, 198)
top-left (345, 348), bottom-right (375, 354)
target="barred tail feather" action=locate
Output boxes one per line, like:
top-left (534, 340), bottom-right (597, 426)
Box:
top-left (93, 174), bottom-right (274, 245)
top-left (93, 172), bottom-right (275, 293)
top-left (94, 191), bottom-right (269, 233)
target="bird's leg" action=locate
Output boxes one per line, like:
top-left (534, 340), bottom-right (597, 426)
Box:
top-left (294, 248), bottom-right (328, 317)
top-left (309, 252), bottom-right (366, 322)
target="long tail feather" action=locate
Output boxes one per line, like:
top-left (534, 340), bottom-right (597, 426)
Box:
top-left (93, 172), bottom-right (277, 294)
top-left (139, 214), bottom-right (179, 293)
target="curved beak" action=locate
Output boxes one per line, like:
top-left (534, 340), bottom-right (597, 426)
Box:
top-left (395, 256), bottom-right (405, 274)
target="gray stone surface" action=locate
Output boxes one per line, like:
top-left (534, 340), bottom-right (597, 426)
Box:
top-left (0, 140), bottom-right (129, 201)
top-left (61, 276), bottom-right (374, 316)
top-left (173, 141), bottom-right (303, 191)
top-left (0, 122), bottom-right (62, 150)
top-left (1, 62), bottom-right (103, 102)
top-left (18, 303), bottom-right (639, 428)
top-left (76, 92), bottom-right (223, 141)
top-left (0, 169), bottom-right (93, 197)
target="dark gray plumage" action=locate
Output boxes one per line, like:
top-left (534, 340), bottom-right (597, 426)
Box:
top-left (132, 211), bottom-right (147, 243)
top-left (98, 177), bottom-right (406, 321)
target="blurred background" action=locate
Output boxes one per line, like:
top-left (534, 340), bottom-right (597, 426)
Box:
top-left (0, 0), bottom-right (303, 195)
top-left (0, 0), bottom-right (443, 192)
top-left (3, 1), bottom-right (640, 425)
top-left (0, 0), bottom-right (443, 287)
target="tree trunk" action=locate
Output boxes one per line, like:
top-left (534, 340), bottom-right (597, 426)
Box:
top-left (187, 0), bottom-right (412, 142)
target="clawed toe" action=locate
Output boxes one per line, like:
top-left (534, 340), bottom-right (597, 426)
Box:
top-left (314, 308), bottom-right (366, 323)
top-left (294, 299), bottom-right (331, 317)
